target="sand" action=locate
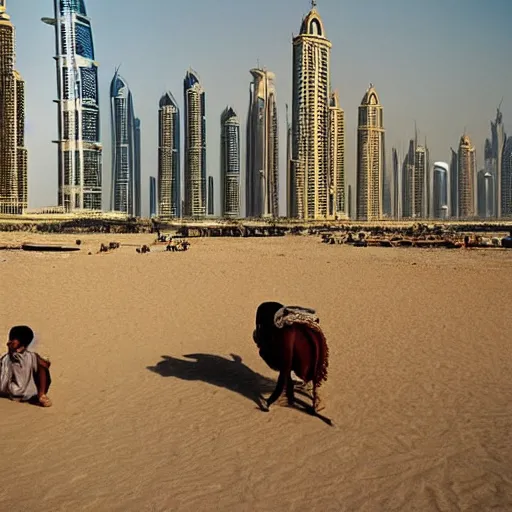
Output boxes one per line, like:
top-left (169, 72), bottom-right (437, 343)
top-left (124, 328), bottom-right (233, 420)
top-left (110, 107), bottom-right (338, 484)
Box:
top-left (1, 233), bottom-right (512, 511)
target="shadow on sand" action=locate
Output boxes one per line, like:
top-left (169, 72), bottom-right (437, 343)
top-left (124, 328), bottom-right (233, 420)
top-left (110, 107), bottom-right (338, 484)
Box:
top-left (147, 353), bottom-right (276, 411)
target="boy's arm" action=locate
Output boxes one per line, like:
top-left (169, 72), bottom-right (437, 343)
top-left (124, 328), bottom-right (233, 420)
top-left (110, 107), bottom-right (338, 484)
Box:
top-left (35, 353), bottom-right (51, 369)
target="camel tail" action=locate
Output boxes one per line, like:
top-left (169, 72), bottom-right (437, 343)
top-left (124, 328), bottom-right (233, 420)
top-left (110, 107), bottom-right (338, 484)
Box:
top-left (303, 320), bottom-right (329, 387)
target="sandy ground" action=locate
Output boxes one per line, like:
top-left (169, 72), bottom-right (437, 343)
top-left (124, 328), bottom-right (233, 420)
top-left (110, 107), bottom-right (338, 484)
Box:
top-left (1, 233), bottom-right (512, 512)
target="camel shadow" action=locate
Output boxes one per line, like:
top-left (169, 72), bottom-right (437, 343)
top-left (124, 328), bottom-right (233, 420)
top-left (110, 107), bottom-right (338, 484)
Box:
top-left (147, 353), bottom-right (276, 411)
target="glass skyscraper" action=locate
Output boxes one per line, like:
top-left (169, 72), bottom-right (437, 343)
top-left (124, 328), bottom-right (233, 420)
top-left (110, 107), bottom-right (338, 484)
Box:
top-left (220, 106), bottom-right (240, 218)
top-left (43, 0), bottom-right (102, 211)
top-left (110, 70), bottom-right (140, 216)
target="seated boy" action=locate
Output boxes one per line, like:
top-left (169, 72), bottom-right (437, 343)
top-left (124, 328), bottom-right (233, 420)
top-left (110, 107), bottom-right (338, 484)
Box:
top-left (0, 325), bottom-right (52, 407)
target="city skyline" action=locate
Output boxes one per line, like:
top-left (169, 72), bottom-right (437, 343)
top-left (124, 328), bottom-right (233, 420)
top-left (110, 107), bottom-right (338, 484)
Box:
top-left (6, 0), bottom-right (512, 216)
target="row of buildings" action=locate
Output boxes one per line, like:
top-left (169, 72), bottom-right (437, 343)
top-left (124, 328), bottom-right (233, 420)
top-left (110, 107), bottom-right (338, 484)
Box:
top-left (1, 0), bottom-right (511, 220)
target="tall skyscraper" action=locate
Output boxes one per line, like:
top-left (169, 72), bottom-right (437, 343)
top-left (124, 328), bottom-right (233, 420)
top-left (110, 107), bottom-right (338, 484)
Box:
top-left (401, 140), bottom-right (415, 219)
top-left (290, 2), bottom-right (333, 220)
top-left (391, 148), bottom-right (401, 219)
top-left (458, 134), bottom-right (476, 219)
top-left (110, 70), bottom-right (140, 216)
top-left (412, 145), bottom-right (428, 218)
top-left (0, 1), bottom-right (27, 214)
top-left (356, 84), bottom-right (385, 221)
top-left (485, 105), bottom-right (506, 218)
top-left (208, 176), bottom-right (214, 216)
top-left (220, 106), bottom-right (240, 218)
top-left (158, 92), bottom-right (180, 218)
top-left (449, 148), bottom-right (458, 218)
top-left (183, 69), bottom-right (206, 217)
top-left (433, 162), bottom-right (449, 219)
top-left (134, 118), bottom-right (141, 217)
top-left (328, 91), bottom-right (346, 217)
top-left (477, 169), bottom-right (495, 219)
top-left (501, 138), bottom-right (512, 217)
top-left (246, 68), bottom-right (279, 218)
top-left (285, 104), bottom-right (292, 218)
top-left (43, 0), bottom-right (102, 211)
top-left (149, 176), bottom-right (157, 218)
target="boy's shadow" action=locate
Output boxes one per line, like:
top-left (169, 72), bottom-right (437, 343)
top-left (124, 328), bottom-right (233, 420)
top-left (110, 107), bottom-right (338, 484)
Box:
top-left (147, 353), bottom-right (276, 410)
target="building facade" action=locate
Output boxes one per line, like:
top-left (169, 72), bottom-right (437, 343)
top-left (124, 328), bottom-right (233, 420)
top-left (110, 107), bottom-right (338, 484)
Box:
top-left (134, 118), bottom-right (141, 217)
top-left (502, 137), bottom-right (512, 217)
top-left (433, 162), bottom-right (449, 219)
top-left (158, 92), bottom-right (180, 218)
top-left (391, 148), bottom-right (401, 219)
top-left (477, 169), bottom-right (495, 219)
top-left (149, 176), bottom-right (157, 218)
top-left (110, 70), bottom-right (140, 216)
top-left (485, 106), bottom-right (506, 218)
top-left (0, 2), bottom-right (27, 214)
top-left (412, 145), bottom-right (428, 218)
top-left (458, 134), bottom-right (476, 219)
top-left (220, 107), bottom-right (240, 218)
top-left (328, 91), bottom-right (346, 217)
top-left (449, 148), bottom-right (458, 218)
top-left (208, 176), bottom-right (214, 216)
top-left (290, 3), bottom-right (333, 219)
top-left (356, 84), bottom-right (385, 221)
top-left (246, 68), bottom-right (279, 218)
top-left (44, 0), bottom-right (102, 211)
top-left (183, 70), bottom-right (206, 217)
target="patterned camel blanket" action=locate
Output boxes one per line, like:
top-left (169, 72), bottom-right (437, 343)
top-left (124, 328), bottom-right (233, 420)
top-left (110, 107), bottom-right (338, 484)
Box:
top-left (274, 306), bottom-right (320, 329)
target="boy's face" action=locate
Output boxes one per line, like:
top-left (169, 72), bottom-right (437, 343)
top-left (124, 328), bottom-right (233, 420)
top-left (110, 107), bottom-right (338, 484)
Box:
top-left (7, 339), bottom-right (26, 354)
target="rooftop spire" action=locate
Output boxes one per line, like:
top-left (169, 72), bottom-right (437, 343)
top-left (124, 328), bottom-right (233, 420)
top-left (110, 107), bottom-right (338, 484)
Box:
top-left (311, 0), bottom-right (317, 8)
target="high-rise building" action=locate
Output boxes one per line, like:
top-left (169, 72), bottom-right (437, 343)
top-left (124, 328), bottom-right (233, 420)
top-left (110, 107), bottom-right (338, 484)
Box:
top-left (285, 104), bottom-right (292, 218)
top-left (433, 162), bottom-right (449, 219)
top-left (290, 2), bottom-right (333, 220)
top-left (246, 68), bottom-right (279, 218)
top-left (356, 84), bottom-right (385, 221)
top-left (183, 69), bottom-right (206, 217)
top-left (347, 184), bottom-right (352, 219)
top-left (149, 176), bottom-right (157, 218)
top-left (208, 176), bottom-right (214, 216)
top-left (110, 70), bottom-right (140, 216)
top-left (391, 148), bottom-right (401, 219)
top-left (412, 145), bottom-right (428, 218)
top-left (477, 169), bottom-right (495, 219)
top-left (158, 92), bottom-right (180, 218)
top-left (220, 107), bottom-right (240, 218)
top-left (0, 2), bottom-right (27, 214)
top-left (134, 118), bottom-right (141, 217)
top-left (328, 91), bottom-right (346, 218)
top-left (458, 134), bottom-right (476, 219)
top-left (449, 148), bottom-right (458, 218)
top-left (501, 138), bottom-right (512, 217)
top-left (485, 105), bottom-right (506, 218)
top-left (43, 0), bottom-right (102, 211)
top-left (401, 140), bottom-right (415, 219)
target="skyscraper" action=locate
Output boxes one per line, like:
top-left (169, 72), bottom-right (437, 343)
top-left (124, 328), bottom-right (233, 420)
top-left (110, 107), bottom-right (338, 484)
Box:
top-left (183, 69), bottom-right (206, 217)
top-left (43, 0), bottom-right (102, 211)
top-left (208, 176), bottom-right (214, 216)
top-left (433, 162), bottom-right (449, 219)
top-left (0, 1), bottom-right (27, 214)
top-left (449, 148), bottom-right (458, 218)
top-left (110, 70), bottom-right (139, 216)
top-left (458, 134), bottom-right (476, 219)
top-left (328, 91), bottom-right (346, 218)
top-left (290, 2), bottom-right (332, 220)
top-left (401, 140), bottom-right (415, 219)
top-left (412, 145), bottom-right (428, 218)
top-left (149, 176), bottom-right (157, 218)
top-left (220, 107), bottom-right (240, 218)
top-left (501, 138), bottom-right (512, 217)
top-left (356, 84), bottom-right (385, 221)
top-left (391, 148), bottom-right (401, 219)
top-left (485, 106), bottom-right (506, 218)
top-left (477, 169), bottom-right (495, 219)
top-left (286, 104), bottom-right (292, 218)
top-left (134, 118), bottom-right (141, 217)
top-left (246, 68), bottom-right (279, 218)
top-left (158, 92), bottom-right (180, 218)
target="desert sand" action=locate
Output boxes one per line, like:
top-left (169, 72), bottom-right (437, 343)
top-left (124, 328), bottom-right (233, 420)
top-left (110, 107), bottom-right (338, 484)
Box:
top-left (1, 233), bottom-right (512, 511)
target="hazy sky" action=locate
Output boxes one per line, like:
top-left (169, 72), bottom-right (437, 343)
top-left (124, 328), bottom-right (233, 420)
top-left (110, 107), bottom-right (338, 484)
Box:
top-left (9, 0), bottom-right (512, 216)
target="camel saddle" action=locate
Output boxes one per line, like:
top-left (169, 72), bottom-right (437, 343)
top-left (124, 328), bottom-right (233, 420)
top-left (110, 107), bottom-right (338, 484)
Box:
top-left (274, 306), bottom-right (320, 329)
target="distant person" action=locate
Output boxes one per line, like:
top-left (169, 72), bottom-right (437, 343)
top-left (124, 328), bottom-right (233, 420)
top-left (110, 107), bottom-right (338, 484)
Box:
top-left (0, 326), bottom-right (52, 407)
top-left (464, 235), bottom-right (470, 249)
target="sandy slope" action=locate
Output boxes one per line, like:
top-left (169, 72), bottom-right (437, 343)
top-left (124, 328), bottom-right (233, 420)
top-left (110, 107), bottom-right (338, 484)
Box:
top-left (1, 233), bottom-right (511, 511)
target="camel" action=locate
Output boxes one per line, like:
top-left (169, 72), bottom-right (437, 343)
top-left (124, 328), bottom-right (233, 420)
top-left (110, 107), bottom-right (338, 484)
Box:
top-left (253, 301), bottom-right (330, 420)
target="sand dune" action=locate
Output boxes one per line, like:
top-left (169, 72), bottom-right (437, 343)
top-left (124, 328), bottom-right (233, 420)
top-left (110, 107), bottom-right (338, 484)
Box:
top-left (1, 233), bottom-right (512, 511)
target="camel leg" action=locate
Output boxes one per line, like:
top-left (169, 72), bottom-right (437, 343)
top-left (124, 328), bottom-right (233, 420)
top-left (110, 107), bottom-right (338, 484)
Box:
top-left (286, 373), bottom-right (295, 406)
top-left (312, 385), bottom-right (326, 413)
top-left (266, 371), bottom-right (288, 409)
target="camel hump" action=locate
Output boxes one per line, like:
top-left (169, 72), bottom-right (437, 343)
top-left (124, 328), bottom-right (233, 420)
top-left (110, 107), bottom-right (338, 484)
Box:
top-left (274, 305), bottom-right (319, 329)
